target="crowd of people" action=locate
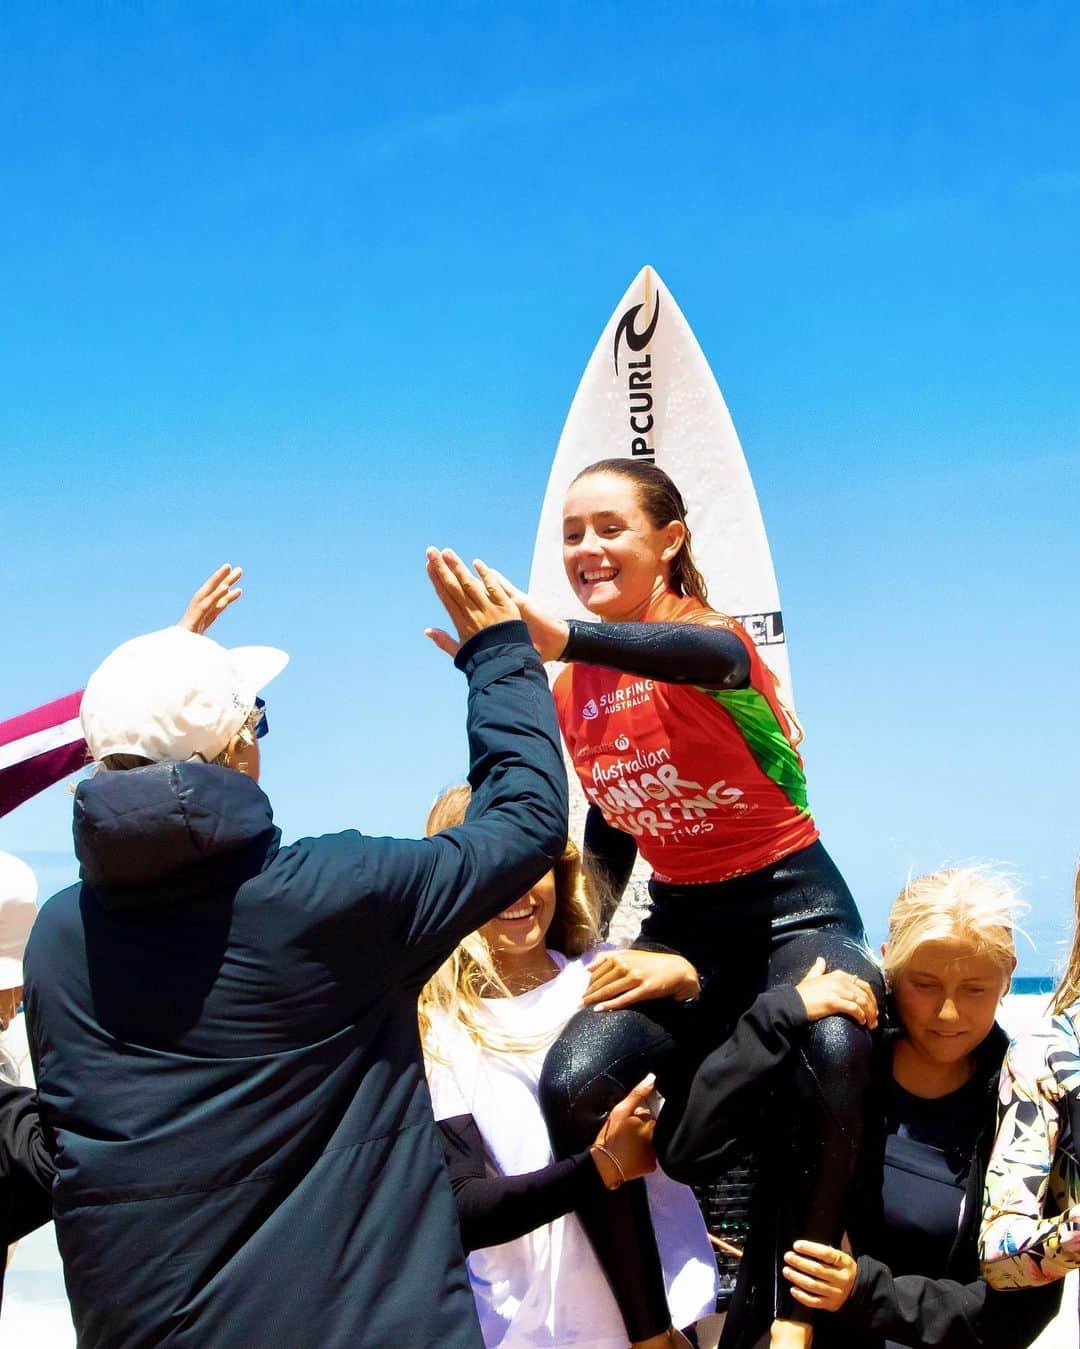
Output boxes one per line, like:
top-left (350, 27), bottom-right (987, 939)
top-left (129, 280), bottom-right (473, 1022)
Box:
top-left (0, 461), bottom-right (1077, 1349)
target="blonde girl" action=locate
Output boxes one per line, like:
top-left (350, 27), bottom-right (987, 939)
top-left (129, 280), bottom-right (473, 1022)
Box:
top-left (420, 786), bottom-right (718, 1349)
top-left (771, 867), bottom-right (1061, 1347)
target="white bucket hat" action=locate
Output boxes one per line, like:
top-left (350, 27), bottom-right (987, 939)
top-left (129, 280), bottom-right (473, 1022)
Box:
top-left (81, 627), bottom-right (289, 765)
top-left (0, 850), bottom-right (38, 988)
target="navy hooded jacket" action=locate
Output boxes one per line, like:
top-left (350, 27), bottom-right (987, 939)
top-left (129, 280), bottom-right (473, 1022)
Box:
top-left (23, 621), bottom-right (568, 1348)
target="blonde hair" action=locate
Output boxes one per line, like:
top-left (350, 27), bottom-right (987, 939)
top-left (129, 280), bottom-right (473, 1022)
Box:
top-left (1051, 865), bottom-right (1080, 1015)
top-left (418, 784), bottom-right (600, 1060)
top-left (883, 866), bottom-right (1022, 989)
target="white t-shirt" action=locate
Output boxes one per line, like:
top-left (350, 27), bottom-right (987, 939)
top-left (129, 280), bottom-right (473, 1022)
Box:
top-left (425, 949), bottom-right (718, 1349)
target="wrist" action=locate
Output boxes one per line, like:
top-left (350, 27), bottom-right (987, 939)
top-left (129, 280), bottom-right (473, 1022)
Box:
top-left (673, 967), bottom-right (702, 1001)
top-left (589, 1144), bottom-right (624, 1190)
top-left (546, 620), bottom-right (570, 662)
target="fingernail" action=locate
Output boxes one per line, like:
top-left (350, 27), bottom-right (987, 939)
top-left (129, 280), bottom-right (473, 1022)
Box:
top-left (638, 1073), bottom-right (656, 1089)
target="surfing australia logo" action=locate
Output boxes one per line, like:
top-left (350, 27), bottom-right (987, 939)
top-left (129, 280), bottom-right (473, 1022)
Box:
top-left (612, 293), bottom-right (660, 462)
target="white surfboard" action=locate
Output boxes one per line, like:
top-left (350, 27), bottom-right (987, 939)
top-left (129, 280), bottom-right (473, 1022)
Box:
top-left (528, 264), bottom-right (792, 701)
top-left (528, 268), bottom-right (792, 937)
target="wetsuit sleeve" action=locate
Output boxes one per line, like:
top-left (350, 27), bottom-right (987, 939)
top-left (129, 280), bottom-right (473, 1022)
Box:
top-left (562, 620), bottom-right (750, 690)
top-left (437, 1113), bottom-right (603, 1253)
top-left (835, 1256), bottom-right (1062, 1348)
top-left (338, 621), bottom-right (568, 986)
top-left (980, 1022), bottom-right (1080, 1287)
top-left (584, 804), bottom-right (638, 911)
top-left (0, 1083), bottom-right (54, 1245)
top-left (656, 984), bottom-right (809, 1183)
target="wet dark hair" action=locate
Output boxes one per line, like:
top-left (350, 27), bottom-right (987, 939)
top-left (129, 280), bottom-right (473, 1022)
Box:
top-left (570, 459), bottom-right (708, 604)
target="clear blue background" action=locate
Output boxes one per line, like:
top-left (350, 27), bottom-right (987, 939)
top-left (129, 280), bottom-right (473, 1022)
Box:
top-left (2, 2), bottom-right (1077, 974)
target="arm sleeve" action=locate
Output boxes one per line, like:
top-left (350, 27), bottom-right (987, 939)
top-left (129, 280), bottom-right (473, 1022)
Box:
top-left (437, 1113), bottom-right (603, 1252)
top-left (584, 804), bottom-right (638, 916)
top-left (333, 622), bottom-right (569, 985)
top-left (0, 1083), bottom-right (54, 1245)
top-left (835, 1254), bottom-right (1062, 1349)
top-left (562, 620), bottom-right (751, 690)
top-left (656, 984), bottom-right (809, 1183)
top-left (980, 1024), bottom-right (1080, 1287)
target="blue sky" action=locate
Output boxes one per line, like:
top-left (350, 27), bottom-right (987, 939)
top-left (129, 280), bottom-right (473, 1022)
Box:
top-left (1, 2), bottom-right (1077, 973)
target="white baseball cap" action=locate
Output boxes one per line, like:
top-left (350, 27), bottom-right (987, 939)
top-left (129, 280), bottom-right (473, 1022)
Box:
top-left (81, 626), bottom-right (289, 765)
top-left (0, 851), bottom-right (37, 988)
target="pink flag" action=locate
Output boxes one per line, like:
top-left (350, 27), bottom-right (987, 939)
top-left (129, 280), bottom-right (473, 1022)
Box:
top-left (0, 692), bottom-right (87, 819)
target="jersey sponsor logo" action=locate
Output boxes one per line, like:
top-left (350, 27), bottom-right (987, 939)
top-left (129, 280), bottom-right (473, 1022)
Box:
top-left (734, 610), bottom-right (785, 647)
top-left (573, 734), bottom-right (645, 764)
top-left (578, 681), bottom-right (654, 724)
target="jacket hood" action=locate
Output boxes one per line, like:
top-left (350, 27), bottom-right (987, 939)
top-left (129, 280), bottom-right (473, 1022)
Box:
top-left (74, 761), bottom-right (279, 909)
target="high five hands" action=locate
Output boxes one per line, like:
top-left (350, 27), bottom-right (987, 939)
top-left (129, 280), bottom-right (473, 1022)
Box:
top-left (178, 564), bottom-right (244, 635)
top-left (426, 560), bottom-right (568, 663)
top-left (425, 550), bottom-right (521, 655)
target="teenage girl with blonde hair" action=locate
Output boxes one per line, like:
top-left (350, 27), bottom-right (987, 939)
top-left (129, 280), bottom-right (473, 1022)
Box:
top-left (656, 865), bottom-right (1061, 1346)
top-left (419, 785), bottom-right (718, 1349)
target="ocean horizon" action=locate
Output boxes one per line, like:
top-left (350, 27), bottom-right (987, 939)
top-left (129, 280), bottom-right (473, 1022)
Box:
top-left (1013, 975), bottom-right (1055, 996)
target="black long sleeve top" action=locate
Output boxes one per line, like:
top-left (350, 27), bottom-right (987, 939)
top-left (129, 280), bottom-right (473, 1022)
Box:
top-left (436, 1113), bottom-right (605, 1252)
top-left (0, 1082), bottom-right (55, 1311)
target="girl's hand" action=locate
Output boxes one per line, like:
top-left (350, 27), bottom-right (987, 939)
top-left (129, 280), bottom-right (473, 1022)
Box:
top-left (583, 950), bottom-right (701, 1012)
top-left (590, 1074), bottom-right (658, 1188)
top-left (782, 1240), bottom-right (857, 1311)
top-left (424, 551), bottom-right (521, 657)
top-left (178, 564), bottom-right (243, 635)
top-left (477, 567), bottom-right (569, 663)
top-left (795, 957), bottom-right (878, 1029)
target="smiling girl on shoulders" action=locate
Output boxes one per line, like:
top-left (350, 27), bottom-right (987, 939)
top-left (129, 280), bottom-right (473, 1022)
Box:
top-left (428, 459), bottom-right (883, 1349)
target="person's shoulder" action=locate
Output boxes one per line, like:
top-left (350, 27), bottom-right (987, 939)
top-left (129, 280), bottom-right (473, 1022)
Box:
top-left (28, 882), bottom-right (82, 929)
top-left (651, 591), bottom-right (751, 638)
top-left (1002, 1016), bottom-right (1074, 1099)
top-left (23, 883), bottom-right (83, 973)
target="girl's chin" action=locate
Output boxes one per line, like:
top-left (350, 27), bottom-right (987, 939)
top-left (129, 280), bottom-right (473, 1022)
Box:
top-left (576, 588), bottom-right (618, 617)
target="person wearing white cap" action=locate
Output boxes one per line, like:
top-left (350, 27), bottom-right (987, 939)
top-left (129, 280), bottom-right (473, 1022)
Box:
top-left (22, 549), bottom-right (567, 1349)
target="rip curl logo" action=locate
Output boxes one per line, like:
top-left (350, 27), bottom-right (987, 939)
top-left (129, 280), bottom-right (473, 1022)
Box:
top-left (582, 698), bottom-right (599, 721)
top-left (612, 293), bottom-right (660, 376)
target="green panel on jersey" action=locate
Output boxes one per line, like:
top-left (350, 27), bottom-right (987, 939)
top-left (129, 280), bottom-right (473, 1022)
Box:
top-left (703, 687), bottom-right (811, 813)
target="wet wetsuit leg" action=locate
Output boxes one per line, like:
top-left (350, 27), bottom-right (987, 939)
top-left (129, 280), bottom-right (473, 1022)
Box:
top-left (755, 926), bottom-right (882, 1326)
top-left (538, 1005), bottom-right (686, 1342)
top-left (638, 843), bottom-right (883, 1335)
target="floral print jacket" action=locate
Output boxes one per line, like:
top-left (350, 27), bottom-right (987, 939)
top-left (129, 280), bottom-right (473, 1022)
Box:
top-left (980, 1006), bottom-right (1080, 1287)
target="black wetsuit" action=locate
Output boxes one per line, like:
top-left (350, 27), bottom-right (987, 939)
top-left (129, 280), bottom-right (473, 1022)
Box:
top-left (541, 617), bottom-right (882, 1346)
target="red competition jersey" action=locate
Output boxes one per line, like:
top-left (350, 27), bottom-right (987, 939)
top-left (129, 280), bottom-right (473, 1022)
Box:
top-left (552, 591), bottom-right (818, 885)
